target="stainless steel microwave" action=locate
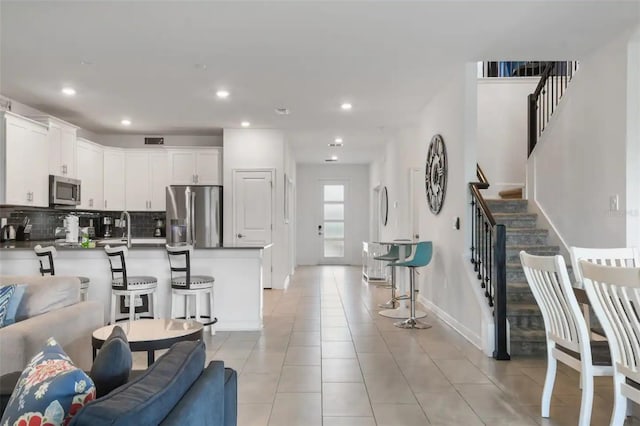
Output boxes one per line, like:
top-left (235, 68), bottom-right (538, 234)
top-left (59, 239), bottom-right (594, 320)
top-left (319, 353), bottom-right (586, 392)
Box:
top-left (49, 175), bottom-right (81, 206)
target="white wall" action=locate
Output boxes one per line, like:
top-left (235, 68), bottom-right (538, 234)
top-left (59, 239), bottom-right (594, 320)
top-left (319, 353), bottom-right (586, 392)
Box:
top-left (626, 27), bottom-right (640, 248)
top-left (369, 64), bottom-right (493, 352)
top-left (296, 164), bottom-right (369, 266)
top-left (223, 129), bottom-right (295, 289)
top-left (527, 30), bottom-right (636, 248)
top-left (477, 78), bottom-right (538, 197)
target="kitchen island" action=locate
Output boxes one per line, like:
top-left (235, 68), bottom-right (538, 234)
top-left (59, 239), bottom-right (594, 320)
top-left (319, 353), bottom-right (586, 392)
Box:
top-left (0, 241), bottom-right (271, 331)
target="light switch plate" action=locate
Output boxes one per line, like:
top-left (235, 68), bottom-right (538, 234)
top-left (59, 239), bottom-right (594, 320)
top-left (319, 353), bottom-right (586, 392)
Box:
top-left (610, 194), bottom-right (619, 212)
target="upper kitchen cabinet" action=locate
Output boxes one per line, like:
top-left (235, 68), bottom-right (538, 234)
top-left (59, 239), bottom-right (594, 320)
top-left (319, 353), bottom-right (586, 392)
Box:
top-left (76, 138), bottom-right (103, 210)
top-left (125, 150), bottom-right (168, 211)
top-left (103, 148), bottom-right (125, 211)
top-left (0, 112), bottom-right (49, 207)
top-left (32, 117), bottom-right (78, 178)
top-left (169, 148), bottom-right (222, 185)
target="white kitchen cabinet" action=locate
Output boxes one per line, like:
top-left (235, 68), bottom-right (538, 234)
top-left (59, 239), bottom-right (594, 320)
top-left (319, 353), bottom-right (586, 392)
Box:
top-left (76, 139), bottom-right (103, 210)
top-left (103, 148), bottom-right (125, 211)
top-left (40, 117), bottom-right (78, 178)
top-left (0, 112), bottom-right (49, 207)
top-left (125, 151), bottom-right (168, 211)
top-left (169, 148), bottom-right (221, 185)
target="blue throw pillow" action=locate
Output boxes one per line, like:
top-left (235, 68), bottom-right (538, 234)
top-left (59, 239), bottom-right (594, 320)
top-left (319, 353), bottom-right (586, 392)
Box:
top-left (0, 285), bottom-right (16, 327)
top-left (0, 337), bottom-right (96, 426)
top-left (2, 284), bottom-right (26, 327)
top-left (89, 326), bottom-right (132, 398)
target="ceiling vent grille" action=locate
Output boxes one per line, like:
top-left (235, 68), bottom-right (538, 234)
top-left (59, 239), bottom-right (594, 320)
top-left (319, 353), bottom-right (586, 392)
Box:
top-left (144, 137), bottom-right (164, 145)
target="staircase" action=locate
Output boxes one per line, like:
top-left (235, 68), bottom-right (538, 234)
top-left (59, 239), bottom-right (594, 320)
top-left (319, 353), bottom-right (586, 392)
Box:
top-left (486, 198), bottom-right (561, 356)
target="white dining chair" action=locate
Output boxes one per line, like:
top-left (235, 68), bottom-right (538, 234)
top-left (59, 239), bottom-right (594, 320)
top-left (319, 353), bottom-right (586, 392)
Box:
top-left (581, 260), bottom-right (640, 426)
top-left (520, 252), bottom-right (613, 426)
top-left (570, 247), bottom-right (640, 335)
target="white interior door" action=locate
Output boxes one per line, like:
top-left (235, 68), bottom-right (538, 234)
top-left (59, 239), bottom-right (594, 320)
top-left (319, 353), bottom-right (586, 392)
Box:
top-left (409, 168), bottom-right (423, 241)
top-left (233, 169), bottom-right (274, 288)
top-left (319, 180), bottom-right (347, 264)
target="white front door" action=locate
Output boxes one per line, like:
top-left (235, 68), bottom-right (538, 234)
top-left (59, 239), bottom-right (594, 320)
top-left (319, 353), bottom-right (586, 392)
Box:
top-left (233, 169), bottom-right (274, 288)
top-left (319, 180), bottom-right (347, 264)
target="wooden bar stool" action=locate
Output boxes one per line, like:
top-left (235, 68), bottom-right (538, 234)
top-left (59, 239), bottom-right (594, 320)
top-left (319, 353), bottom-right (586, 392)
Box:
top-left (166, 245), bottom-right (217, 335)
top-left (34, 244), bottom-right (90, 301)
top-left (104, 245), bottom-right (158, 324)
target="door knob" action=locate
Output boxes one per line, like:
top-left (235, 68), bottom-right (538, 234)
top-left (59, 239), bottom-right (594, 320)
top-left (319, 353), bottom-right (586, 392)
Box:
top-left (237, 233), bottom-right (245, 238)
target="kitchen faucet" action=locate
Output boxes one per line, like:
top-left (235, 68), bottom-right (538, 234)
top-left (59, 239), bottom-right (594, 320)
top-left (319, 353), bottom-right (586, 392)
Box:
top-left (120, 211), bottom-right (131, 248)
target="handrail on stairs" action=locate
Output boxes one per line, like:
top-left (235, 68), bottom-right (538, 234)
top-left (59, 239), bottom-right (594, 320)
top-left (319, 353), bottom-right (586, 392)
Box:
top-left (528, 61), bottom-right (579, 156)
top-left (469, 164), bottom-right (510, 360)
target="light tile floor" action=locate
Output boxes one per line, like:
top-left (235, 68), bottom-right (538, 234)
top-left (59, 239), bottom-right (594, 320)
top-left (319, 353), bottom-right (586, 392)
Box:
top-left (155, 266), bottom-right (640, 425)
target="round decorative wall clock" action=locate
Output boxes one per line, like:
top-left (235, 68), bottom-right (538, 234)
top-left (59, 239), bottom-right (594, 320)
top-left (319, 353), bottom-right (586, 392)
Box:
top-left (425, 134), bottom-right (447, 215)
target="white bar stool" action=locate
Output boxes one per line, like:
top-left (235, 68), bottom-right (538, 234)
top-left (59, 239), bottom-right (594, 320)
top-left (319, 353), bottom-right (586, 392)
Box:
top-left (166, 244), bottom-right (217, 335)
top-left (104, 245), bottom-right (158, 324)
top-left (34, 244), bottom-right (90, 301)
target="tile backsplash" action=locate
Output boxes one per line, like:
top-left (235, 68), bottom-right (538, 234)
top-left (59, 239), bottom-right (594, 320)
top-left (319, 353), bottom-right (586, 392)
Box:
top-left (0, 206), bottom-right (165, 240)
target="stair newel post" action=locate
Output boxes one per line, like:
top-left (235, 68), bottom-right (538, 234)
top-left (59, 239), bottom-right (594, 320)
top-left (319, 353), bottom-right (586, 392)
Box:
top-left (493, 224), bottom-right (510, 360)
top-left (484, 221), bottom-right (490, 296)
top-left (488, 226), bottom-right (493, 307)
top-left (477, 206), bottom-right (483, 280)
top-left (470, 197), bottom-right (476, 266)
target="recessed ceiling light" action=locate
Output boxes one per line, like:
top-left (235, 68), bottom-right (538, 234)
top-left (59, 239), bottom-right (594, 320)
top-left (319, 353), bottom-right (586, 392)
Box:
top-left (340, 103), bottom-right (352, 111)
top-left (194, 63), bottom-right (208, 70)
top-left (61, 87), bottom-right (76, 96)
top-left (216, 90), bottom-right (230, 99)
top-left (275, 108), bottom-right (291, 115)
top-left (334, 137), bottom-right (343, 143)
top-left (241, 121), bottom-right (250, 128)
top-left (121, 119), bottom-right (132, 126)
top-left (80, 60), bottom-right (93, 66)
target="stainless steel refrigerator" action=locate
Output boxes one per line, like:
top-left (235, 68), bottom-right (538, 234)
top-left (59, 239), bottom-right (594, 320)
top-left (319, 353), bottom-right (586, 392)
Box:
top-left (166, 185), bottom-right (223, 248)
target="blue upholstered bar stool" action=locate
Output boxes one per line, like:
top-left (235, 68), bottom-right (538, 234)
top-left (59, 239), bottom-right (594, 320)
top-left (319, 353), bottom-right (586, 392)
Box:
top-left (105, 245), bottom-right (158, 324)
top-left (374, 245), bottom-right (400, 308)
top-left (166, 245), bottom-right (217, 335)
top-left (389, 241), bottom-right (433, 329)
top-left (34, 244), bottom-right (90, 301)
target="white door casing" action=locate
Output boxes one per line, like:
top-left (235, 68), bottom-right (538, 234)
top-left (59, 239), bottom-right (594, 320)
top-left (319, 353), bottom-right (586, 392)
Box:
top-left (232, 169), bottom-right (274, 289)
top-left (409, 167), bottom-right (422, 241)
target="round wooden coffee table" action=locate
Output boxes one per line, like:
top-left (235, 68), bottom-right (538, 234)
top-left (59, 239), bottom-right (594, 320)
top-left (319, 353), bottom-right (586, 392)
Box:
top-left (92, 319), bottom-right (204, 366)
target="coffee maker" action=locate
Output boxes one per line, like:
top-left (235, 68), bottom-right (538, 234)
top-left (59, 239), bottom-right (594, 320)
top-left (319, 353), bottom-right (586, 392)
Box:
top-left (102, 216), bottom-right (113, 238)
top-left (154, 218), bottom-right (165, 237)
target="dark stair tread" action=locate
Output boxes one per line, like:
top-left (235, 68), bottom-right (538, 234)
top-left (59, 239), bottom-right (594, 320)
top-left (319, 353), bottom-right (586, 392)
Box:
top-left (510, 328), bottom-right (547, 341)
top-left (493, 213), bottom-right (537, 219)
top-left (508, 304), bottom-right (542, 316)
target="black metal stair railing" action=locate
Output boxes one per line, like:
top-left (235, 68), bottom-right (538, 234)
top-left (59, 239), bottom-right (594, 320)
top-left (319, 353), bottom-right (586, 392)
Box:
top-left (528, 61), bottom-right (579, 155)
top-left (469, 165), bottom-right (510, 360)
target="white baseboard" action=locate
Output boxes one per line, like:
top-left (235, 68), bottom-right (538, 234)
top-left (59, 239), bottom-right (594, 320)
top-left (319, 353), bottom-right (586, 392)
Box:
top-left (418, 294), bottom-right (484, 351)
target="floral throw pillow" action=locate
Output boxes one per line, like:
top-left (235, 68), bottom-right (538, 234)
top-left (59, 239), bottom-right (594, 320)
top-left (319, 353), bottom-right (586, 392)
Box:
top-left (0, 338), bottom-right (96, 426)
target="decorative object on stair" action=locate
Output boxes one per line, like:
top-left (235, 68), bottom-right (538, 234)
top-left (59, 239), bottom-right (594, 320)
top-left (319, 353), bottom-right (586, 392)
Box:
top-left (498, 188), bottom-right (523, 199)
top-left (425, 134), bottom-right (447, 215)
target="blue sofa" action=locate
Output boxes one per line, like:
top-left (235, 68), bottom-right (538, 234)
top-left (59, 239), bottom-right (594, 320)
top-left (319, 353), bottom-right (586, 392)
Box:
top-left (1, 341), bottom-right (237, 426)
top-left (70, 340), bottom-right (237, 426)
